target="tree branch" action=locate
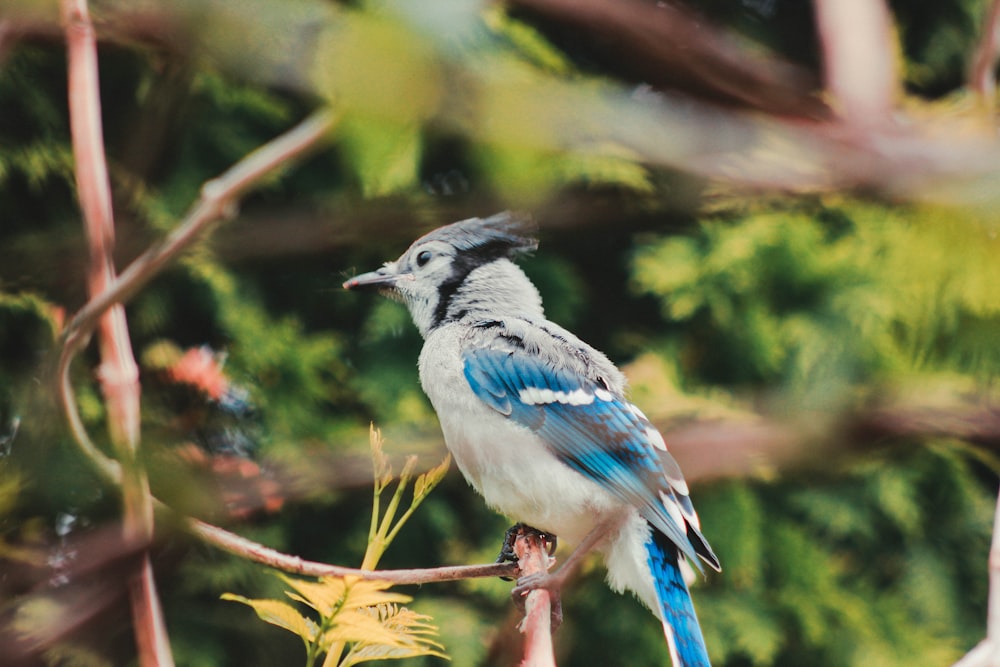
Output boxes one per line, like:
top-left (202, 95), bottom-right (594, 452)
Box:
top-left (514, 530), bottom-right (557, 667)
top-left (56, 108), bottom-right (340, 488)
top-left (661, 399), bottom-right (1000, 484)
top-left (506, 0), bottom-right (824, 118)
top-left (10, 3), bottom-right (1000, 201)
top-left (61, 0), bottom-right (169, 663)
top-left (54, 33), bottom-right (338, 660)
top-left (187, 517), bottom-right (519, 584)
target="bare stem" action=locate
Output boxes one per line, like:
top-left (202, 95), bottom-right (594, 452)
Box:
top-left (59, 108), bottom-right (339, 360)
top-left (61, 0), bottom-right (168, 663)
top-left (515, 532), bottom-right (556, 667)
top-left (187, 517), bottom-right (519, 584)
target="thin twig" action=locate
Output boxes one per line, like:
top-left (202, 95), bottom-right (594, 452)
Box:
top-left (56, 108), bottom-right (340, 485)
top-left (60, 107), bottom-right (339, 355)
top-left (187, 517), bottom-right (519, 583)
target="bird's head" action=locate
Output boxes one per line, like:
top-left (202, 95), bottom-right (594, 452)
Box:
top-left (344, 212), bottom-right (542, 336)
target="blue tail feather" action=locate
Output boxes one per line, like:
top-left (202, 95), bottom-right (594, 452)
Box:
top-left (646, 530), bottom-right (711, 667)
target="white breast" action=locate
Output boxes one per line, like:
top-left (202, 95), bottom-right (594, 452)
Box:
top-left (418, 324), bottom-right (624, 545)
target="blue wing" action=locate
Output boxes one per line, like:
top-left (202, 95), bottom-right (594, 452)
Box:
top-left (463, 346), bottom-right (718, 572)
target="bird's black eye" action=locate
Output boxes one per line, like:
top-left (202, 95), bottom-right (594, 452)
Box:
top-left (416, 250), bottom-right (433, 267)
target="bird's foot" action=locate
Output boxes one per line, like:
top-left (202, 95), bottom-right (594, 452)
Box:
top-left (498, 525), bottom-right (561, 629)
top-left (496, 522), bottom-right (527, 567)
top-left (512, 571), bottom-right (564, 630)
top-left (496, 523), bottom-right (557, 580)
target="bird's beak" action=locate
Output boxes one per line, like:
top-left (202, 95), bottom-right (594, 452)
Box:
top-left (343, 266), bottom-right (401, 291)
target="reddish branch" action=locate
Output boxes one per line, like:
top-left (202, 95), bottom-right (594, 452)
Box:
top-left (514, 530), bottom-right (557, 667)
top-left (506, 0), bottom-right (825, 118)
top-left (971, 0), bottom-right (1000, 114)
top-left (188, 518), bottom-right (519, 584)
top-left (31, 1), bottom-right (1000, 663)
top-left (61, 0), bottom-right (170, 664)
top-left (58, 108), bottom-right (339, 371)
top-left (56, 108), bottom-right (340, 491)
top-left (9, 2), bottom-right (1000, 199)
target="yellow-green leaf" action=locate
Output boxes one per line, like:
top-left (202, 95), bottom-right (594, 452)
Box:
top-left (337, 579), bottom-right (413, 611)
top-left (322, 607), bottom-right (407, 647)
top-left (413, 454), bottom-right (451, 500)
top-left (221, 594), bottom-right (316, 643)
top-left (279, 575), bottom-right (348, 616)
top-left (369, 425), bottom-right (393, 489)
top-left (338, 604), bottom-right (448, 667)
top-left (278, 576), bottom-right (412, 617)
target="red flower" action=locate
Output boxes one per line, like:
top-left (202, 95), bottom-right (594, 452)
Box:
top-left (168, 346), bottom-right (228, 400)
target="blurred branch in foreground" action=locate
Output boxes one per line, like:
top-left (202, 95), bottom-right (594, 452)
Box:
top-left (0, 525), bottom-right (152, 667)
top-left (663, 396), bottom-right (1000, 484)
top-left (506, 0), bottom-right (825, 117)
top-left (5, 0), bottom-right (1000, 203)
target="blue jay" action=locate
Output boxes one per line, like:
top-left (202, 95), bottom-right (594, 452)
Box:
top-left (344, 213), bottom-right (719, 667)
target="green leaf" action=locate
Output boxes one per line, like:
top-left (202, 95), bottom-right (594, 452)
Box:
top-left (220, 593), bottom-right (316, 643)
top-left (310, 11), bottom-right (442, 122)
top-left (340, 117), bottom-right (423, 197)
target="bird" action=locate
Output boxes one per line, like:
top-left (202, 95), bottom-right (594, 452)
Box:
top-left (343, 212), bottom-right (719, 667)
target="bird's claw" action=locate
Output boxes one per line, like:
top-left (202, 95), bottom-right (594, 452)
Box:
top-left (496, 522), bottom-right (527, 566)
top-left (496, 523), bottom-right (557, 580)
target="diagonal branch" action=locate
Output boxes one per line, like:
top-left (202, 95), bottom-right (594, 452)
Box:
top-left (506, 0), bottom-right (824, 117)
top-left (56, 108), bottom-right (340, 487)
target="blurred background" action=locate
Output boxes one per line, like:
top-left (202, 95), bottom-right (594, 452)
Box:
top-left (2, 0), bottom-right (1000, 665)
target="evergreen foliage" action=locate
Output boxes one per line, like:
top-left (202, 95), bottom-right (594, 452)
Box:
top-left (0, 1), bottom-right (997, 666)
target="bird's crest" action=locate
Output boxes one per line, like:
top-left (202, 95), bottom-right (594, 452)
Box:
top-left (416, 212), bottom-right (538, 260)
